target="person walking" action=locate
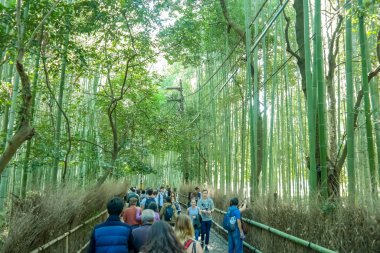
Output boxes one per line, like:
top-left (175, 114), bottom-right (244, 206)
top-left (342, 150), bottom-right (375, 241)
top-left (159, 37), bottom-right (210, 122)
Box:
top-left (197, 189), bottom-right (214, 251)
top-left (139, 221), bottom-right (184, 253)
top-left (226, 198), bottom-right (244, 253)
top-left (123, 197), bottom-right (141, 229)
top-left (87, 197), bottom-right (133, 253)
top-left (132, 209), bottom-right (155, 252)
top-left (160, 196), bottom-right (178, 226)
top-left (171, 191), bottom-right (181, 215)
top-left (156, 186), bottom-right (165, 211)
top-left (136, 201), bottom-right (160, 222)
top-left (140, 189), bottom-right (147, 202)
top-left (195, 187), bottom-right (201, 200)
top-left (141, 188), bottom-right (156, 210)
top-left (175, 214), bottom-right (204, 253)
top-left (126, 187), bottom-right (140, 207)
top-left (187, 198), bottom-right (201, 241)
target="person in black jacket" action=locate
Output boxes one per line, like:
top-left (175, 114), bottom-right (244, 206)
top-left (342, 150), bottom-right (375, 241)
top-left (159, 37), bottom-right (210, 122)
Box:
top-left (132, 209), bottom-right (154, 252)
top-left (87, 197), bottom-right (134, 253)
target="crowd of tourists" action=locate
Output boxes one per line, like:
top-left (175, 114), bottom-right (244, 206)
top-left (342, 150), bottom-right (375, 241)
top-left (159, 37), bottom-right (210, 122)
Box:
top-left (87, 185), bottom-right (247, 253)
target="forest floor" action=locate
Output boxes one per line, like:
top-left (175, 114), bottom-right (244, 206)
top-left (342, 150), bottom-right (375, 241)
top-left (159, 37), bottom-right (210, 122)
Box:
top-left (205, 229), bottom-right (229, 252)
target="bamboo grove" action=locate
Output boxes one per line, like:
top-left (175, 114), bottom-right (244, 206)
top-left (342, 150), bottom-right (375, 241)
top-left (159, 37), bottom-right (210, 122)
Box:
top-left (0, 0), bottom-right (380, 213)
top-left (148, 0), bottom-right (380, 208)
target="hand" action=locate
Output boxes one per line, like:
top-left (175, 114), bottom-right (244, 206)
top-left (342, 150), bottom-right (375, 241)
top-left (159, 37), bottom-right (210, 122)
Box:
top-left (240, 231), bottom-right (245, 240)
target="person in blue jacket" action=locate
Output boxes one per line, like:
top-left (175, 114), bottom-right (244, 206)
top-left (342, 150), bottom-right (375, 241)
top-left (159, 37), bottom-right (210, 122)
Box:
top-left (87, 197), bottom-right (134, 253)
top-left (227, 198), bottom-right (244, 253)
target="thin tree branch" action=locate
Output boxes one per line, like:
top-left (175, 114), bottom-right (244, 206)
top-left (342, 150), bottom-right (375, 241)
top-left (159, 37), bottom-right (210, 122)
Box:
top-left (71, 138), bottom-right (111, 154)
top-left (0, 54), bottom-right (9, 66)
top-left (368, 65), bottom-right (380, 82)
top-left (24, 0), bottom-right (62, 52)
top-left (220, 0), bottom-right (245, 41)
top-left (123, 14), bottom-right (137, 53)
top-left (41, 51), bottom-right (72, 182)
top-left (283, 11), bottom-right (302, 62)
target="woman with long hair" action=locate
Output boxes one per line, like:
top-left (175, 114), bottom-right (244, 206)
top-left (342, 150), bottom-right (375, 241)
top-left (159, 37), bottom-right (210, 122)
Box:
top-left (187, 198), bottom-right (202, 240)
top-left (175, 214), bottom-right (204, 253)
top-left (140, 221), bottom-right (184, 253)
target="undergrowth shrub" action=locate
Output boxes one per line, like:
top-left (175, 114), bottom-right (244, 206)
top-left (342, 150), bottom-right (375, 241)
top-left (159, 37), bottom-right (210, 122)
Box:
top-left (180, 184), bottom-right (380, 253)
top-left (1, 181), bottom-right (128, 253)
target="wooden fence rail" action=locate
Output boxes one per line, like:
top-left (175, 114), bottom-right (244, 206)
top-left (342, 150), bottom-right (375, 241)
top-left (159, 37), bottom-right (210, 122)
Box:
top-left (178, 193), bottom-right (337, 253)
top-left (30, 210), bottom-right (107, 253)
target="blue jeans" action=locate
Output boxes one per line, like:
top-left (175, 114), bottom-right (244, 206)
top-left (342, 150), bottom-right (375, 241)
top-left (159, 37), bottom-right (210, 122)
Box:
top-left (201, 220), bottom-right (212, 245)
top-left (228, 229), bottom-right (243, 253)
top-left (194, 228), bottom-right (200, 240)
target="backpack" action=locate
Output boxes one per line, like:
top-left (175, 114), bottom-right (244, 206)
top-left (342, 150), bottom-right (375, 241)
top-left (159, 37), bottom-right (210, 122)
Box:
top-left (174, 202), bottom-right (181, 214)
top-left (193, 215), bottom-right (201, 229)
top-left (144, 197), bottom-right (156, 209)
top-left (184, 239), bottom-right (196, 253)
top-left (223, 210), bottom-right (237, 231)
top-left (164, 205), bottom-right (174, 221)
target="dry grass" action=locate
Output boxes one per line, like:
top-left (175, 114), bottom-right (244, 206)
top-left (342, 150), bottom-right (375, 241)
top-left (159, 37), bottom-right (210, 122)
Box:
top-left (1, 181), bottom-right (128, 253)
top-left (180, 184), bottom-right (380, 253)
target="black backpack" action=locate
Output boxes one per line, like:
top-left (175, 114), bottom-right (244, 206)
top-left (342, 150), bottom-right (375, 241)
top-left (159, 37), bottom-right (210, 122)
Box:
top-left (164, 205), bottom-right (174, 221)
top-left (145, 197), bottom-right (156, 209)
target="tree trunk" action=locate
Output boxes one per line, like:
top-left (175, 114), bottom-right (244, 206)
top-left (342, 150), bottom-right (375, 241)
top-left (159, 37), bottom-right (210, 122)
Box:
top-left (344, 0), bottom-right (356, 204)
top-left (52, 17), bottom-right (70, 185)
top-left (357, 0), bottom-right (377, 195)
top-left (20, 42), bottom-right (41, 199)
top-left (0, 69), bottom-right (20, 209)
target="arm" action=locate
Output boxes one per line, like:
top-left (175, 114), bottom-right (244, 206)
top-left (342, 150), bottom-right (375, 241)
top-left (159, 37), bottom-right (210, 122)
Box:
top-left (239, 200), bottom-right (247, 213)
top-left (197, 200), bottom-right (204, 214)
top-left (237, 219), bottom-right (243, 235)
top-left (135, 208), bottom-right (142, 221)
top-left (159, 205), bottom-right (165, 218)
top-left (128, 230), bottom-right (134, 252)
top-left (236, 210), bottom-right (244, 238)
top-left (210, 199), bottom-right (215, 213)
top-left (239, 203), bottom-right (247, 213)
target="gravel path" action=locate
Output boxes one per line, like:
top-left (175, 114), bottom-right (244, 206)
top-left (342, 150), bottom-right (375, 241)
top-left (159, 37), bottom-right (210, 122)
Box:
top-left (199, 229), bottom-right (229, 253)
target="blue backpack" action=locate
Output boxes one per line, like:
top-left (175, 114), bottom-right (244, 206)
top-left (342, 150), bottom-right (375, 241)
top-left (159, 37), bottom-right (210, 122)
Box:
top-left (223, 210), bottom-right (237, 231)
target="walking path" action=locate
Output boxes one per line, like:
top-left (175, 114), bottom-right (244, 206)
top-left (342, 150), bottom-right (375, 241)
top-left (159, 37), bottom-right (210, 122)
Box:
top-left (201, 229), bottom-right (229, 252)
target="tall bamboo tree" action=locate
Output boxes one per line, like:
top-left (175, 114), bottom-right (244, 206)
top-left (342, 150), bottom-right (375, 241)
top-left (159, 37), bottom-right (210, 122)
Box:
top-left (357, 0), bottom-right (377, 195)
top-left (303, 0), bottom-right (317, 199)
top-left (314, 0), bottom-right (328, 198)
top-left (345, 0), bottom-right (355, 203)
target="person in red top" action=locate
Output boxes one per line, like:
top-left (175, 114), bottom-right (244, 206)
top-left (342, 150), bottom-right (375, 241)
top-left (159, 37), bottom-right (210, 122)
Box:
top-left (123, 197), bottom-right (141, 229)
